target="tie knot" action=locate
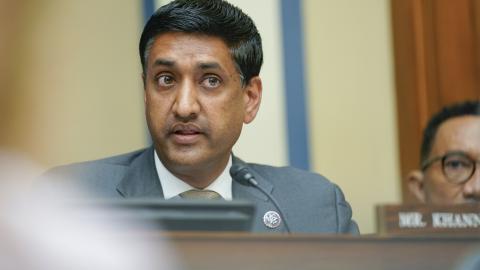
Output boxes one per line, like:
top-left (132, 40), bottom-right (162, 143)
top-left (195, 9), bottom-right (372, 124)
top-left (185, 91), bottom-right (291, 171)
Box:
top-left (180, 189), bottom-right (222, 200)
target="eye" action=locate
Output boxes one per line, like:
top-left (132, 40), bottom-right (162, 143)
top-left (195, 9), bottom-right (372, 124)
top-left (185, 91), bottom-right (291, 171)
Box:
top-left (156, 74), bottom-right (175, 88)
top-left (442, 153), bottom-right (475, 183)
top-left (445, 160), bottom-right (469, 170)
top-left (201, 76), bottom-right (221, 89)
top-left (444, 155), bottom-right (473, 171)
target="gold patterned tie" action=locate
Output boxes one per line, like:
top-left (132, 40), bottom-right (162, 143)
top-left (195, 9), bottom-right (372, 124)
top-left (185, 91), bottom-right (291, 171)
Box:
top-left (179, 189), bottom-right (222, 200)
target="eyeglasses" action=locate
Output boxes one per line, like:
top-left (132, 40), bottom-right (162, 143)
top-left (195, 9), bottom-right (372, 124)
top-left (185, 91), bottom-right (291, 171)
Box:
top-left (421, 151), bottom-right (480, 184)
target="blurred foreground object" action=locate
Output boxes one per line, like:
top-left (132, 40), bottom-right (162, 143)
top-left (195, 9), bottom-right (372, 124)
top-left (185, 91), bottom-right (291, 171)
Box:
top-left (0, 153), bottom-right (179, 270)
top-left (78, 199), bottom-right (256, 232)
top-left (455, 248), bottom-right (480, 270)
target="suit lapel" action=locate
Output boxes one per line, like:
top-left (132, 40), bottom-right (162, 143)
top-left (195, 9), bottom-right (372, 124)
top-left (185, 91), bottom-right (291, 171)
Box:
top-left (116, 147), bottom-right (164, 198)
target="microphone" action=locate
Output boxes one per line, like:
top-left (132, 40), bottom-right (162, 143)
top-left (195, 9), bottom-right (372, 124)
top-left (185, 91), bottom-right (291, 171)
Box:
top-left (230, 164), bottom-right (291, 233)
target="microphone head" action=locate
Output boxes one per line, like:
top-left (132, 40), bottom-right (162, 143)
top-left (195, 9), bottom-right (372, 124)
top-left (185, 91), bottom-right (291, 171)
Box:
top-left (229, 164), bottom-right (253, 186)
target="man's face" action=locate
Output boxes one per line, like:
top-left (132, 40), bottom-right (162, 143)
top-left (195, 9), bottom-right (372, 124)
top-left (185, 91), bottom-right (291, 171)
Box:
top-left (409, 116), bottom-right (480, 204)
top-left (143, 32), bottom-right (261, 186)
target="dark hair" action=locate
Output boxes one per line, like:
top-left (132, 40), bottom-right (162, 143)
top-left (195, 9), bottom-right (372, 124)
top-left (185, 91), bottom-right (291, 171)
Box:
top-left (139, 0), bottom-right (263, 85)
top-left (420, 100), bottom-right (480, 164)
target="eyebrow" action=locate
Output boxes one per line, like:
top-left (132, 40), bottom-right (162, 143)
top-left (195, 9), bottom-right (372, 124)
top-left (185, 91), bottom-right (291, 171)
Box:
top-left (152, 59), bottom-right (175, 67)
top-left (199, 62), bottom-right (222, 70)
top-left (151, 59), bottom-right (224, 72)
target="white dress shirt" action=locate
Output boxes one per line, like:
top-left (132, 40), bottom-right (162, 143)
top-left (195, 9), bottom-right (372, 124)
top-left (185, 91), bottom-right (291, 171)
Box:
top-left (154, 150), bottom-right (233, 200)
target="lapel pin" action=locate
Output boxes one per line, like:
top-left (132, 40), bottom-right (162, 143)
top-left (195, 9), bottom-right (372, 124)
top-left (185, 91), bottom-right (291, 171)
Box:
top-left (263, 210), bottom-right (281, 229)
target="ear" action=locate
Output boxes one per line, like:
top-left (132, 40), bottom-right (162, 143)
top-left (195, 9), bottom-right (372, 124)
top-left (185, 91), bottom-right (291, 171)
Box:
top-left (141, 72), bottom-right (146, 90)
top-left (243, 76), bottom-right (262, 124)
top-left (142, 73), bottom-right (147, 104)
top-left (407, 170), bottom-right (427, 203)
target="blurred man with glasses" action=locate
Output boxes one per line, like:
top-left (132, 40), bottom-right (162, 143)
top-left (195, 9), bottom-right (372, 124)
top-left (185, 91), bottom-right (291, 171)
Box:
top-left (408, 100), bottom-right (480, 204)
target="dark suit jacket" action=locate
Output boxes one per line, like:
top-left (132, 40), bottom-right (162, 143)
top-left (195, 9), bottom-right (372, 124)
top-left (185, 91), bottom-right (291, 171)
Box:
top-left (45, 147), bottom-right (359, 234)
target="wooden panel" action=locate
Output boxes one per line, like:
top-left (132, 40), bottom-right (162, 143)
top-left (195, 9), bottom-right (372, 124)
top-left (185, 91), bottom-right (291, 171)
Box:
top-left (147, 233), bottom-right (480, 270)
top-left (391, 0), bottom-right (427, 202)
top-left (432, 0), bottom-right (480, 104)
top-left (476, 0), bottom-right (480, 77)
top-left (421, 0), bottom-right (441, 115)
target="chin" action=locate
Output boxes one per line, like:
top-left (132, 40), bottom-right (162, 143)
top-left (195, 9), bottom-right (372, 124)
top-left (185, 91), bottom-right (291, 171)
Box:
top-left (167, 151), bottom-right (208, 168)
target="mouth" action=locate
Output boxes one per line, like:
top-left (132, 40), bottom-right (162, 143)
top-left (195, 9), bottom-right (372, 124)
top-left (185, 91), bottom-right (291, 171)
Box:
top-left (170, 124), bottom-right (203, 144)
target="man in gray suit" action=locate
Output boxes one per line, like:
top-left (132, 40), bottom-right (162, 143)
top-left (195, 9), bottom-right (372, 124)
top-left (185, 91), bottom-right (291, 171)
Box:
top-left (47, 0), bottom-right (358, 234)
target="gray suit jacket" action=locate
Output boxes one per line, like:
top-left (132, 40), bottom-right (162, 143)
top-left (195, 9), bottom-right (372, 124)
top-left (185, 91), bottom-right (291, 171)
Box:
top-left (45, 147), bottom-right (359, 234)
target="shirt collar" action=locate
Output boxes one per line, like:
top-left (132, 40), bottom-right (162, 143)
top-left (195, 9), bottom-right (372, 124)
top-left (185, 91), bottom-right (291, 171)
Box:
top-left (154, 150), bottom-right (233, 200)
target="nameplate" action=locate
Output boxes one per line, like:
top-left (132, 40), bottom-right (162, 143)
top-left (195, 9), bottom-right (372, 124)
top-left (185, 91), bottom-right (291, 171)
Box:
top-left (376, 204), bottom-right (480, 235)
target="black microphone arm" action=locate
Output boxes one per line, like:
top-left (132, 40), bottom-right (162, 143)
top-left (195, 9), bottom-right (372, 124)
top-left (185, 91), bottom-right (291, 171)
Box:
top-left (230, 164), bottom-right (291, 233)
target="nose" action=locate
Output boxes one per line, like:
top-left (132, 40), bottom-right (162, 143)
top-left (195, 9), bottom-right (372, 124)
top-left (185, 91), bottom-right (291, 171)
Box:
top-left (172, 81), bottom-right (200, 121)
top-left (462, 166), bottom-right (480, 201)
